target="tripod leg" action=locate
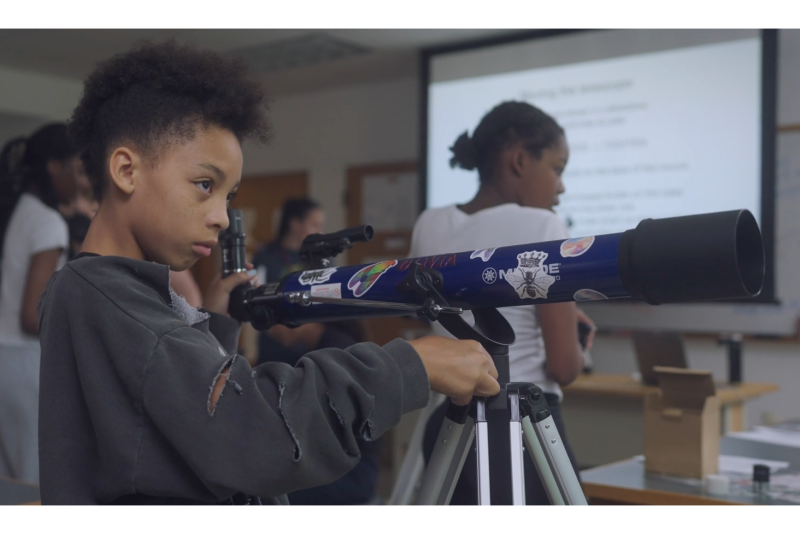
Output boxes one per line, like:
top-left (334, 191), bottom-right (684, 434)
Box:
top-left (389, 392), bottom-right (446, 505)
top-left (508, 394), bottom-right (527, 505)
top-left (414, 402), bottom-right (473, 505)
top-left (521, 416), bottom-right (565, 505)
top-left (520, 385), bottom-right (588, 505)
top-left (474, 398), bottom-right (491, 505)
top-left (435, 412), bottom-right (475, 505)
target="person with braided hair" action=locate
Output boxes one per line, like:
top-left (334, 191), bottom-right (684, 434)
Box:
top-left (0, 123), bottom-right (80, 484)
top-left (410, 101), bottom-right (595, 505)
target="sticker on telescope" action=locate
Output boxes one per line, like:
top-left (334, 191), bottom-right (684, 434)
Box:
top-left (470, 248), bottom-right (496, 262)
top-left (573, 289), bottom-right (608, 301)
top-left (348, 260), bottom-right (398, 298)
top-left (482, 267), bottom-right (497, 284)
top-left (298, 267), bottom-right (337, 286)
top-left (310, 283), bottom-right (342, 303)
top-left (503, 250), bottom-right (556, 300)
top-left (560, 236), bottom-right (595, 258)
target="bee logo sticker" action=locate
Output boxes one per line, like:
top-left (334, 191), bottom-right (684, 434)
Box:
top-left (560, 236), bottom-right (595, 258)
top-left (347, 260), bottom-right (398, 298)
top-left (503, 250), bottom-right (556, 300)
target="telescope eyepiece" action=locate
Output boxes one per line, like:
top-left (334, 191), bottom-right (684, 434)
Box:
top-left (220, 208), bottom-right (248, 278)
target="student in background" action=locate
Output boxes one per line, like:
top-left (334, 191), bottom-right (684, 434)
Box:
top-left (253, 197), bottom-right (323, 284)
top-left (59, 159), bottom-right (98, 219)
top-left (410, 101), bottom-right (594, 505)
top-left (0, 123), bottom-right (80, 484)
top-left (253, 197), bottom-right (325, 365)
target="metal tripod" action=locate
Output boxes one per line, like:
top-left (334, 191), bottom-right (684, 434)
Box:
top-left (285, 260), bottom-right (586, 506)
top-left (390, 305), bottom-right (587, 506)
top-left (409, 381), bottom-right (587, 505)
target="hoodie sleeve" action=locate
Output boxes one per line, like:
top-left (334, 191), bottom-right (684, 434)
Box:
top-left (142, 324), bottom-right (429, 500)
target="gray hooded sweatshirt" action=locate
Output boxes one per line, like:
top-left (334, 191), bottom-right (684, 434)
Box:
top-left (37, 254), bottom-right (429, 505)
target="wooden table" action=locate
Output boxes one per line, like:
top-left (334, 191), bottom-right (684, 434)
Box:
top-left (561, 374), bottom-right (779, 467)
top-left (0, 476), bottom-right (40, 505)
top-left (580, 436), bottom-right (800, 505)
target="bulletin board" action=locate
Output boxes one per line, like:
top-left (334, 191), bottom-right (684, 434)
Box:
top-left (345, 161), bottom-right (432, 345)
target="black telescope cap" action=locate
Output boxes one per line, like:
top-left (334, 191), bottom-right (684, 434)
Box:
top-left (618, 210), bottom-right (764, 305)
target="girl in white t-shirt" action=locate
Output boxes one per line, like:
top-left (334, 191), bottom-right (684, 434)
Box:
top-left (0, 123), bottom-right (79, 484)
top-left (411, 101), bottom-right (594, 504)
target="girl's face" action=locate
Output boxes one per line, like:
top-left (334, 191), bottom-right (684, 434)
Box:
top-left (289, 208), bottom-right (325, 242)
top-left (516, 135), bottom-right (569, 211)
top-left (48, 155), bottom-right (80, 205)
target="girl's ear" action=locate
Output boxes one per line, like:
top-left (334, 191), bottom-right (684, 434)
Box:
top-left (107, 147), bottom-right (139, 196)
top-left (510, 146), bottom-right (527, 179)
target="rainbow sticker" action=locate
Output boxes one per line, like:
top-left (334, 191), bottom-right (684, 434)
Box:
top-left (573, 289), bottom-right (608, 301)
top-left (347, 260), bottom-right (398, 298)
top-left (560, 236), bottom-right (595, 258)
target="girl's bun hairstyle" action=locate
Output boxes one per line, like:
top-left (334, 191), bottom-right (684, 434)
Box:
top-left (448, 101), bottom-right (564, 184)
top-left (449, 131), bottom-right (478, 171)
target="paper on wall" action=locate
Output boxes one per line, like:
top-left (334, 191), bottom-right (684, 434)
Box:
top-left (361, 172), bottom-right (418, 232)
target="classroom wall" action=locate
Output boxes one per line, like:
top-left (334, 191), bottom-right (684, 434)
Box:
top-left (241, 77), bottom-right (420, 239)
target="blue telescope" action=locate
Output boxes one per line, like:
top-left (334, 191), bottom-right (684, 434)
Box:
top-left (224, 209), bottom-right (764, 330)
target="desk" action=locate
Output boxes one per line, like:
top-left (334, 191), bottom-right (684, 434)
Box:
top-left (561, 374), bottom-right (778, 467)
top-left (0, 476), bottom-right (40, 505)
top-left (580, 436), bottom-right (800, 505)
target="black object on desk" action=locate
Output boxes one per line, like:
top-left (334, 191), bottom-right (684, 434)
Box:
top-left (753, 464), bottom-right (770, 495)
top-left (718, 333), bottom-right (743, 384)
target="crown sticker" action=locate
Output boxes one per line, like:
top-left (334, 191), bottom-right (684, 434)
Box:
top-left (503, 250), bottom-right (556, 300)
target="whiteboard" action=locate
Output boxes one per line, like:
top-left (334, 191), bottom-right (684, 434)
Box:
top-left (581, 30), bottom-right (800, 336)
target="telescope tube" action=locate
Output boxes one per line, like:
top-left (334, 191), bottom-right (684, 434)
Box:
top-left (268, 210), bottom-right (764, 325)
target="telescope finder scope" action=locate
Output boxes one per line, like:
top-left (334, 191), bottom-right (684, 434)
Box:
top-left (220, 209), bottom-right (247, 278)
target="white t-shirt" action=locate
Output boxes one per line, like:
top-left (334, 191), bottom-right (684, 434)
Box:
top-left (0, 194), bottom-right (68, 348)
top-left (409, 203), bottom-right (570, 398)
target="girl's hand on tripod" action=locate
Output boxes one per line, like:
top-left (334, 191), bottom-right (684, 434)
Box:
top-left (203, 262), bottom-right (257, 316)
top-left (407, 336), bottom-right (500, 405)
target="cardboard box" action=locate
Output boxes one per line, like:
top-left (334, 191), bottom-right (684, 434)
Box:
top-left (644, 367), bottom-right (720, 479)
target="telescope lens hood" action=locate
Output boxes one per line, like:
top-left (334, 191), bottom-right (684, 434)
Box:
top-left (618, 210), bottom-right (764, 304)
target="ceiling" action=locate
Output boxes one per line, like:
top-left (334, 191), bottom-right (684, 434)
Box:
top-left (0, 29), bottom-right (518, 95)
